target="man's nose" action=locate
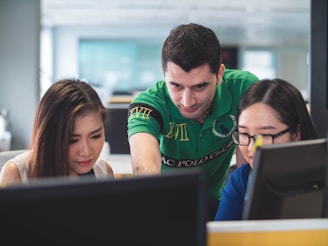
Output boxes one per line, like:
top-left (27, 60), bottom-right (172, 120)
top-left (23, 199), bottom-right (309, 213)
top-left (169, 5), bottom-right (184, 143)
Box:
top-left (181, 89), bottom-right (195, 107)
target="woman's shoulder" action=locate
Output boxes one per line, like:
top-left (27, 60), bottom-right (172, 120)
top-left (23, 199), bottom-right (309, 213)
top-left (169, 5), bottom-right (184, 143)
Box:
top-left (0, 151), bottom-right (31, 186)
top-left (104, 161), bottom-right (114, 176)
top-left (11, 150), bottom-right (31, 161)
top-left (93, 158), bottom-right (114, 178)
top-left (229, 163), bottom-right (252, 181)
top-left (224, 163), bottom-right (251, 196)
top-left (0, 160), bottom-right (23, 187)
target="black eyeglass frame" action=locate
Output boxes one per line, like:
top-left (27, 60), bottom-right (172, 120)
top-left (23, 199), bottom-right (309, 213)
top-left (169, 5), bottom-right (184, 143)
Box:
top-left (232, 128), bottom-right (290, 146)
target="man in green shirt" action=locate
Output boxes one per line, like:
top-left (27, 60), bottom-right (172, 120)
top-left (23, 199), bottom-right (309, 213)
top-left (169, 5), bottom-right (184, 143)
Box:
top-left (128, 23), bottom-right (258, 220)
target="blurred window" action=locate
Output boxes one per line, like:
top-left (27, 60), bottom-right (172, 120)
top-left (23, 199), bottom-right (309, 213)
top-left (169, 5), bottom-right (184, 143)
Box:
top-left (78, 39), bottom-right (163, 95)
top-left (241, 50), bottom-right (276, 79)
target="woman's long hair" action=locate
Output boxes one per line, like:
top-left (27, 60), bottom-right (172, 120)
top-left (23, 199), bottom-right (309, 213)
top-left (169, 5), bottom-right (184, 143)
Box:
top-left (29, 79), bottom-right (108, 178)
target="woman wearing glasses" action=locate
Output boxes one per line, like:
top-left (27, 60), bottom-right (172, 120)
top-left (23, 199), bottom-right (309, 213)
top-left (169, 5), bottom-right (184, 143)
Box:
top-left (214, 78), bottom-right (317, 221)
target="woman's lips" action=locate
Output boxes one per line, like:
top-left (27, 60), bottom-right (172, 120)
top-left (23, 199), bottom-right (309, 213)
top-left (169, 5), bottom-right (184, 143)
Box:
top-left (77, 159), bottom-right (92, 167)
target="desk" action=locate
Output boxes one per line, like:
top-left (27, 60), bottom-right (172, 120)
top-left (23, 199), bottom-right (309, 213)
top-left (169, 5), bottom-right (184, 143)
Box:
top-left (207, 219), bottom-right (328, 246)
top-left (108, 95), bottom-right (134, 104)
top-left (100, 142), bottom-right (132, 177)
top-left (108, 154), bottom-right (132, 178)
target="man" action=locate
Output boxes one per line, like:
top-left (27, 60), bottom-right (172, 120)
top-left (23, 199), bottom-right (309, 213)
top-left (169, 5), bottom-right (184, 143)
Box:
top-left (127, 23), bottom-right (259, 219)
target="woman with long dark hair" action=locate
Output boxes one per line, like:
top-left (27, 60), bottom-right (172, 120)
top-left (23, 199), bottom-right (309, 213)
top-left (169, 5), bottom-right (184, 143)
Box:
top-left (0, 78), bottom-right (113, 186)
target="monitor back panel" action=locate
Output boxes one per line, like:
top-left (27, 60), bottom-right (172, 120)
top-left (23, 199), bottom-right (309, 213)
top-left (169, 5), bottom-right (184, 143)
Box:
top-left (243, 138), bottom-right (327, 220)
top-left (0, 170), bottom-right (208, 246)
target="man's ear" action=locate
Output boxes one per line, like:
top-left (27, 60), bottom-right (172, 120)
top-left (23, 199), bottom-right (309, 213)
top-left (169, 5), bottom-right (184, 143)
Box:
top-left (217, 64), bottom-right (225, 85)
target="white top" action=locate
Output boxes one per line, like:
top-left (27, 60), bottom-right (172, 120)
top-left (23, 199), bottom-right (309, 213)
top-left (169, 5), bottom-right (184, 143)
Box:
top-left (2, 150), bottom-right (111, 184)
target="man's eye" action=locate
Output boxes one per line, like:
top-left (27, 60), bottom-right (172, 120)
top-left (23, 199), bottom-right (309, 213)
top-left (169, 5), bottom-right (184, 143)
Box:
top-left (171, 83), bottom-right (180, 88)
top-left (195, 84), bottom-right (205, 89)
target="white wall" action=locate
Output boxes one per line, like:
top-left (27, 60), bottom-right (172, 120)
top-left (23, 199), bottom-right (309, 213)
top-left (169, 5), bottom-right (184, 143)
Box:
top-left (276, 48), bottom-right (309, 100)
top-left (0, 0), bottom-right (40, 150)
top-left (239, 46), bottom-right (309, 99)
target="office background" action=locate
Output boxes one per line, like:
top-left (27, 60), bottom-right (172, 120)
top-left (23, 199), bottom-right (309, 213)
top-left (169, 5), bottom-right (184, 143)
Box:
top-left (1, 0), bottom-right (325, 151)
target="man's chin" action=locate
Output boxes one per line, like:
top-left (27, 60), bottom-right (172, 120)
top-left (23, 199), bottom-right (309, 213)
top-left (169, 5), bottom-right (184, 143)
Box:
top-left (180, 111), bottom-right (199, 121)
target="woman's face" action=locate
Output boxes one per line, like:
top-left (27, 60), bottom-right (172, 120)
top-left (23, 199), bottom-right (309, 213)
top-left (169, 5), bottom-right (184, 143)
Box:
top-left (68, 110), bottom-right (105, 175)
top-left (237, 102), bottom-right (300, 168)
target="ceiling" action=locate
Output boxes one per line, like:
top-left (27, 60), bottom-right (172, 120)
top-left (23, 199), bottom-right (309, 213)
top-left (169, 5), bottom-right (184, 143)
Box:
top-left (41, 0), bottom-right (311, 47)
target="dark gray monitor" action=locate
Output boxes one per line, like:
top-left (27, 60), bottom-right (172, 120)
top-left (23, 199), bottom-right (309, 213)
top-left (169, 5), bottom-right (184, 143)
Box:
top-left (0, 170), bottom-right (208, 246)
top-left (243, 138), bottom-right (327, 220)
top-left (105, 104), bottom-right (130, 154)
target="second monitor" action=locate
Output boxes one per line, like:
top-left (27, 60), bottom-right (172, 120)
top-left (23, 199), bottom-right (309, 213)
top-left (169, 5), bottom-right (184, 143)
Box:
top-left (243, 138), bottom-right (327, 220)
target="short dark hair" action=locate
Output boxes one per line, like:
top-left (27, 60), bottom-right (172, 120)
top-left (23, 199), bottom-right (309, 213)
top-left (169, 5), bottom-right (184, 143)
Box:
top-left (161, 23), bottom-right (222, 74)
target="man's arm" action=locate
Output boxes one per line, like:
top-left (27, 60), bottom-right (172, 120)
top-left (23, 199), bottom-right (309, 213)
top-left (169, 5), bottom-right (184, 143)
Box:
top-left (129, 132), bottom-right (162, 175)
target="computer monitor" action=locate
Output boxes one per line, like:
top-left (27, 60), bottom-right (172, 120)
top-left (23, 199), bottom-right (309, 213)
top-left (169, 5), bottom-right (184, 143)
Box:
top-left (0, 170), bottom-right (208, 246)
top-left (243, 138), bottom-right (327, 220)
top-left (105, 104), bottom-right (130, 154)
top-left (324, 134), bottom-right (328, 218)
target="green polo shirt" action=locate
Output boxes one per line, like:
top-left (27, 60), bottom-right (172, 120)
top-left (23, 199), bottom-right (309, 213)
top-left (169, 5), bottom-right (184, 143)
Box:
top-left (128, 69), bottom-right (258, 201)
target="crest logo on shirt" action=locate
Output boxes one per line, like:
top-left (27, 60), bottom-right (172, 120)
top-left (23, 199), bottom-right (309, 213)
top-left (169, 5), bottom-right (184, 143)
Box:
top-left (212, 114), bottom-right (237, 138)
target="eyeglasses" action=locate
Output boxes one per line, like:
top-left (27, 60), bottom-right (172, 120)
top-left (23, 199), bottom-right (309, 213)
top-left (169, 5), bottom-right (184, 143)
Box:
top-left (232, 128), bottom-right (290, 146)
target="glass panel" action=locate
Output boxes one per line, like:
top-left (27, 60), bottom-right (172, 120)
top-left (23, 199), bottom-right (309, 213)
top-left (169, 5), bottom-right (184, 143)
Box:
top-left (79, 39), bottom-right (163, 99)
top-left (242, 50), bottom-right (276, 79)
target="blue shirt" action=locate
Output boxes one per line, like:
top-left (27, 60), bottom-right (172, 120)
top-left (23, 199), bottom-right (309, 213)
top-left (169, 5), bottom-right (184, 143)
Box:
top-left (214, 163), bottom-right (251, 220)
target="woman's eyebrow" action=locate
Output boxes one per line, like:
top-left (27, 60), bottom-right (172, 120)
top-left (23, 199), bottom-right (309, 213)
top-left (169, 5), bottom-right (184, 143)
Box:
top-left (71, 126), bottom-right (103, 137)
top-left (89, 126), bottom-right (103, 134)
top-left (238, 125), bottom-right (277, 130)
